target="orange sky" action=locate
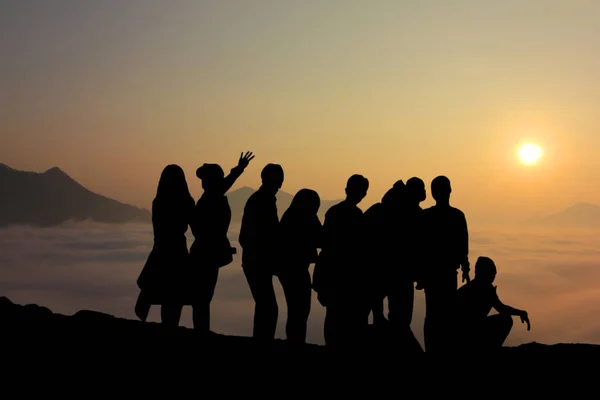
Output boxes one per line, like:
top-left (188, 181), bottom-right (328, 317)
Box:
top-left (3, 1), bottom-right (600, 224)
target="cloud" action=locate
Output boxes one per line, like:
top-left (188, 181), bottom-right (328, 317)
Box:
top-left (0, 222), bottom-right (599, 347)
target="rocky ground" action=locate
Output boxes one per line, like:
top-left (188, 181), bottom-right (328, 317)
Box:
top-left (1, 295), bottom-right (598, 389)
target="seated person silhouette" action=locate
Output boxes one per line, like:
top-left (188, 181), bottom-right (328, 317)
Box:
top-left (455, 256), bottom-right (530, 351)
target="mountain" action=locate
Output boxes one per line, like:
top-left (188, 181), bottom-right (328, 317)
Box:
top-left (0, 163), bottom-right (151, 227)
top-left (529, 202), bottom-right (600, 228)
top-left (227, 186), bottom-right (342, 222)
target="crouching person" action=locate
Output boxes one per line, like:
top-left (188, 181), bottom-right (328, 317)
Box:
top-left (455, 256), bottom-right (530, 351)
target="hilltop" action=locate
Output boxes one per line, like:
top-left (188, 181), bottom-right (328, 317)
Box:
top-left (2, 296), bottom-right (599, 358)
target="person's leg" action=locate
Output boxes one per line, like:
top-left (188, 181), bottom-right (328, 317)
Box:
top-left (336, 290), bottom-right (368, 350)
top-left (192, 267), bottom-right (219, 335)
top-left (243, 263), bottom-right (278, 341)
top-left (323, 294), bottom-right (338, 349)
top-left (134, 290), bottom-right (151, 322)
top-left (299, 268), bottom-right (312, 344)
top-left (278, 271), bottom-right (297, 344)
top-left (440, 273), bottom-right (458, 353)
top-left (389, 278), bottom-right (415, 327)
top-left (371, 294), bottom-right (387, 326)
top-left (424, 272), bottom-right (457, 353)
top-left (280, 267), bottom-right (312, 346)
top-left (160, 304), bottom-right (182, 327)
top-left (423, 284), bottom-right (441, 353)
top-left (484, 314), bottom-right (514, 349)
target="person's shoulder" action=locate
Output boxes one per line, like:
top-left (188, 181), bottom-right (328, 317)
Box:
top-left (457, 281), bottom-right (472, 293)
top-left (310, 214), bottom-right (323, 227)
top-left (244, 191), bottom-right (260, 206)
top-left (326, 202), bottom-right (344, 215)
top-left (422, 205), bottom-right (436, 218)
top-left (450, 206), bottom-right (466, 217)
top-left (365, 202), bottom-right (381, 214)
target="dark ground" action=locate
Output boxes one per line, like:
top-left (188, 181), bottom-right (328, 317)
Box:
top-left (1, 295), bottom-right (597, 391)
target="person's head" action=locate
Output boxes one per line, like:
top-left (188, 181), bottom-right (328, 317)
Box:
top-left (406, 177), bottom-right (426, 204)
top-left (288, 188), bottom-right (321, 217)
top-left (345, 174), bottom-right (369, 205)
top-left (260, 163), bottom-right (284, 194)
top-left (156, 164), bottom-right (192, 203)
top-left (196, 163), bottom-right (225, 193)
top-left (475, 256), bottom-right (497, 284)
top-left (382, 180), bottom-right (405, 207)
top-left (431, 175), bottom-right (452, 204)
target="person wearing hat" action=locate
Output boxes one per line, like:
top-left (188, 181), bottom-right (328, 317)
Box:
top-left (189, 151), bottom-right (254, 335)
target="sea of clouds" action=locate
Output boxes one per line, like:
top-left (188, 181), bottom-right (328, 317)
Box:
top-left (1, 221), bottom-right (599, 347)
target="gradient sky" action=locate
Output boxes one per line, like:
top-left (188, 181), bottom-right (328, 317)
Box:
top-left (2, 0), bottom-right (600, 224)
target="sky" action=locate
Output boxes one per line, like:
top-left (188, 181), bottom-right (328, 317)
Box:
top-left (3, 0), bottom-right (600, 224)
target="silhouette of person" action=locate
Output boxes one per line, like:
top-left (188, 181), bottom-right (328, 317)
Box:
top-left (388, 177), bottom-right (426, 328)
top-left (362, 180), bottom-right (405, 327)
top-left (134, 164), bottom-right (195, 327)
top-left (190, 152), bottom-right (254, 335)
top-left (313, 174), bottom-right (369, 350)
top-left (278, 189), bottom-right (323, 348)
top-left (455, 256), bottom-right (530, 351)
top-left (239, 163), bottom-right (284, 344)
top-left (422, 175), bottom-right (470, 353)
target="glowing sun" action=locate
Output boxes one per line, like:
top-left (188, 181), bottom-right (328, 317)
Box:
top-left (518, 143), bottom-right (543, 165)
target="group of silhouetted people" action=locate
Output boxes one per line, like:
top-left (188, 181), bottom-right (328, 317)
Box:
top-left (135, 152), bottom-right (530, 352)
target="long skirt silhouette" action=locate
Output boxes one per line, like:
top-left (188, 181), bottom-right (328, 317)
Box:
top-left (135, 237), bottom-right (191, 325)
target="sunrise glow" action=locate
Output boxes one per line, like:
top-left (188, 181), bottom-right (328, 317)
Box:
top-left (519, 143), bottom-right (543, 165)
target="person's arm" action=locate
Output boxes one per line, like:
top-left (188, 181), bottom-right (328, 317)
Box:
top-left (313, 210), bottom-right (333, 294)
top-left (320, 209), bottom-right (334, 252)
top-left (190, 202), bottom-right (201, 239)
top-left (459, 211), bottom-right (470, 282)
top-left (492, 288), bottom-right (531, 331)
top-left (239, 197), bottom-right (256, 250)
top-left (220, 151), bottom-right (254, 195)
top-left (313, 217), bottom-right (324, 249)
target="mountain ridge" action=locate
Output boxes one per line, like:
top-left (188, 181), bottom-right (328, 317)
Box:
top-left (0, 163), bottom-right (151, 227)
top-left (0, 163), bottom-right (344, 227)
top-left (527, 201), bottom-right (600, 228)
top-left (6, 162), bottom-right (597, 229)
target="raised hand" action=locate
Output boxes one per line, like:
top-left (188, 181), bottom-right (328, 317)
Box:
top-left (520, 311), bottom-right (531, 331)
top-left (462, 268), bottom-right (470, 284)
top-left (238, 151), bottom-right (255, 169)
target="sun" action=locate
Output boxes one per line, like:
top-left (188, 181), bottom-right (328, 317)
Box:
top-left (518, 143), bottom-right (543, 165)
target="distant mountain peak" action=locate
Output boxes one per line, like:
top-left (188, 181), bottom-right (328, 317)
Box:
top-left (43, 166), bottom-right (66, 175)
top-left (232, 186), bottom-right (256, 193)
top-left (529, 201), bottom-right (600, 227)
top-left (0, 163), bottom-right (151, 227)
top-left (566, 202), bottom-right (599, 210)
top-left (0, 163), bottom-right (16, 171)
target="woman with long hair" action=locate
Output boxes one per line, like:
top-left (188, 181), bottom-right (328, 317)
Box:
top-left (277, 188), bottom-right (323, 347)
top-left (135, 164), bottom-right (195, 327)
top-left (190, 151), bottom-right (254, 335)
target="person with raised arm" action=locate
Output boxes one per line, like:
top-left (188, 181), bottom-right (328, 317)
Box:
top-left (190, 151), bottom-right (254, 335)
